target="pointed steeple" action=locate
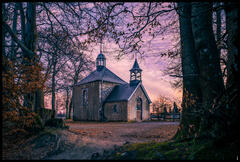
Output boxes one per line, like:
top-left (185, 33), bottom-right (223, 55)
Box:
top-left (132, 59), bottom-right (141, 70)
top-left (96, 38), bottom-right (106, 71)
top-left (130, 59), bottom-right (142, 86)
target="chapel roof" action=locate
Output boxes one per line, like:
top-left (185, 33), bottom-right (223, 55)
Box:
top-left (97, 53), bottom-right (106, 59)
top-left (104, 82), bottom-right (151, 103)
top-left (76, 66), bottom-right (127, 85)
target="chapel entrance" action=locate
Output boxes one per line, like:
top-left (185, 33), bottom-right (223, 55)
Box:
top-left (136, 97), bottom-right (142, 121)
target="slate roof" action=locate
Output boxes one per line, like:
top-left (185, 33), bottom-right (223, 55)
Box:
top-left (97, 53), bottom-right (106, 59)
top-left (104, 82), bottom-right (151, 103)
top-left (104, 83), bottom-right (137, 102)
top-left (76, 66), bottom-right (127, 85)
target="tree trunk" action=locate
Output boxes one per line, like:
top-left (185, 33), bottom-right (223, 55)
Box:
top-left (216, 2), bottom-right (222, 68)
top-left (18, 2), bottom-right (26, 44)
top-left (68, 96), bottom-right (73, 119)
top-left (225, 2), bottom-right (239, 88)
top-left (191, 2), bottom-right (226, 138)
top-left (35, 89), bottom-right (44, 111)
top-left (23, 2), bottom-right (37, 111)
top-left (68, 73), bottom-right (80, 119)
top-left (2, 4), bottom-right (6, 57)
top-left (191, 2), bottom-right (224, 108)
top-left (65, 88), bottom-right (69, 119)
top-left (24, 2), bottom-right (37, 58)
top-left (175, 2), bottom-right (202, 140)
top-left (51, 56), bottom-right (57, 118)
top-left (10, 3), bottom-right (18, 62)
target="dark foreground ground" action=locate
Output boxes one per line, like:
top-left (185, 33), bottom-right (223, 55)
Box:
top-left (46, 121), bottom-right (179, 160)
top-left (2, 121), bottom-right (179, 160)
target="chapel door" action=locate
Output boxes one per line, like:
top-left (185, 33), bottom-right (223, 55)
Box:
top-left (136, 98), bottom-right (142, 121)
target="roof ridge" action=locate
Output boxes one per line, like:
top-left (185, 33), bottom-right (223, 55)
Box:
top-left (76, 70), bottom-right (96, 84)
top-left (76, 66), bottom-right (127, 85)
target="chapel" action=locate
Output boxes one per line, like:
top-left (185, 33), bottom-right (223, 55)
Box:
top-left (72, 52), bottom-right (151, 122)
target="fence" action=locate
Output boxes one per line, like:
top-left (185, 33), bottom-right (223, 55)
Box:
top-left (150, 113), bottom-right (181, 121)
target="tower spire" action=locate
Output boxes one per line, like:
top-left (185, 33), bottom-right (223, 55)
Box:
top-left (96, 37), bottom-right (106, 71)
top-left (129, 58), bottom-right (142, 86)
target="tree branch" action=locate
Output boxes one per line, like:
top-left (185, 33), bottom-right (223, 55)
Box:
top-left (2, 20), bottom-right (35, 56)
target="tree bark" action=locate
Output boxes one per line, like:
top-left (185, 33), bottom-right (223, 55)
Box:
top-left (23, 2), bottom-right (37, 111)
top-left (191, 2), bottom-right (224, 107)
top-left (20, 2), bottom-right (45, 112)
top-left (225, 2), bottom-right (239, 88)
top-left (175, 2), bottom-right (202, 139)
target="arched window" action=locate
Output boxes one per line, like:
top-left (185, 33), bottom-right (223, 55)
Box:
top-left (136, 97), bottom-right (142, 110)
top-left (82, 88), bottom-right (88, 106)
top-left (112, 104), bottom-right (118, 113)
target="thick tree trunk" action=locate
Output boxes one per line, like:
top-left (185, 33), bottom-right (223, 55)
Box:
top-left (23, 2), bottom-right (37, 111)
top-left (191, 2), bottom-right (224, 107)
top-left (175, 2), bottom-right (202, 140)
top-left (24, 2), bottom-right (37, 58)
top-left (191, 2), bottom-right (226, 138)
top-left (225, 2), bottom-right (239, 88)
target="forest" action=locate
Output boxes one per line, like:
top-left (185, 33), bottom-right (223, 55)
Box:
top-left (2, 2), bottom-right (239, 160)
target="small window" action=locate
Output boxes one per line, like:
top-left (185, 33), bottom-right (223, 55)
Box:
top-left (113, 104), bottom-right (118, 113)
top-left (82, 88), bottom-right (88, 106)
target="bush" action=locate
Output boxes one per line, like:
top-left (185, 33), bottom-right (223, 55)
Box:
top-left (20, 112), bottom-right (44, 133)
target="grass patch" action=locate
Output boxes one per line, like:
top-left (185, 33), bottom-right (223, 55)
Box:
top-left (110, 138), bottom-right (238, 160)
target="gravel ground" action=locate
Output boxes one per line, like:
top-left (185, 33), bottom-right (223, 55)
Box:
top-left (44, 121), bottom-right (179, 160)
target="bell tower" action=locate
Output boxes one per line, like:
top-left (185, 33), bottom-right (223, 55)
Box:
top-left (130, 59), bottom-right (142, 86)
top-left (96, 53), bottom-right (106, 71)
top-left (96, 37), bottom-right (106, 71)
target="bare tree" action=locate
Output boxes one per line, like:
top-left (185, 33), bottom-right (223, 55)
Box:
top-left (62, 51), bottom-right (94, 119)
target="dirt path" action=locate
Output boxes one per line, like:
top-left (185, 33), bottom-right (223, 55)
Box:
top-left (44, 121), bottom-right (179, 160)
